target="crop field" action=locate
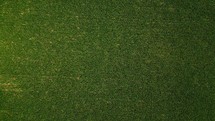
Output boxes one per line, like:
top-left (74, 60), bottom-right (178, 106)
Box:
top-left (0, 0), bottom-right (215, 121)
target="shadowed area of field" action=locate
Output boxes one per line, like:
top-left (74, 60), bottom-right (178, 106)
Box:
top-left (0, 0), bottom-right (215, 121)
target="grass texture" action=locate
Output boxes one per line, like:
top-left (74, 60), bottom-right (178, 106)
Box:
top-left (0, 0), bottom-right (215, 120)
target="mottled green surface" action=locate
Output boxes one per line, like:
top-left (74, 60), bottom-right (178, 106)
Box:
top-left (0, 0), bottom-right (215, 121)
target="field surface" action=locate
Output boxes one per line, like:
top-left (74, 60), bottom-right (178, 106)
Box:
top-left (0, 0), bottom-right (215, 121)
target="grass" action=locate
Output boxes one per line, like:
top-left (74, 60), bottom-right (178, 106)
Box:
top-left (0, 0), bottom-right (215, 121)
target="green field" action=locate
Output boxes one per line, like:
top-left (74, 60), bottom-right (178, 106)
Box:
top-left (0, 0), bottom-right (215, 121)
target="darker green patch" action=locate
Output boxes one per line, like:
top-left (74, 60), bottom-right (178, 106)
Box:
top-left (0, 90), bottom-right (3, 109)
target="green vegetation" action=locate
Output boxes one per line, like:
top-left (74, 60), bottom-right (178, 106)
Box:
top-left (0, 90), bottom-right (3, 109)
top-left (0, 0), bottom-right (215, 120)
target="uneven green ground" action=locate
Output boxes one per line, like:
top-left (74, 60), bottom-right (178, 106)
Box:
top-left (0, 0), bottom-right (215, 121)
